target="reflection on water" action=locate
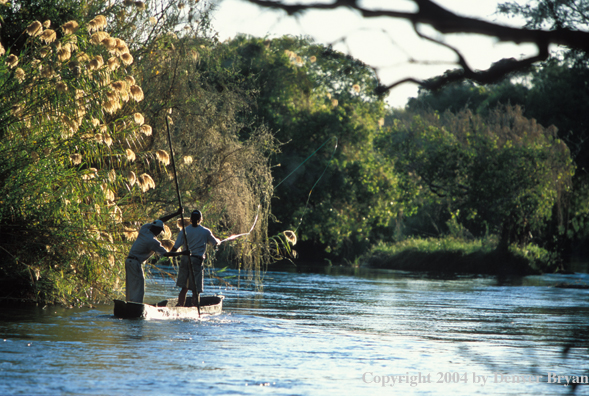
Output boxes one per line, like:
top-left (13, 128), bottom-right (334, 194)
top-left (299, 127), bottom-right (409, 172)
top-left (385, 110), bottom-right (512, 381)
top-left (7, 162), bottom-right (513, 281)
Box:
top-left (1, 266), bottom-right (589, 395)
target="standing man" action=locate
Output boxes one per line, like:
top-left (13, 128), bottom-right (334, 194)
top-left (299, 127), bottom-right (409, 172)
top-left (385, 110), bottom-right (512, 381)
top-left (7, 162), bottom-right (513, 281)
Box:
top-left (173, 210), bottom-right (221, 306)
top-left (126, 209), bottom-right (187, 303)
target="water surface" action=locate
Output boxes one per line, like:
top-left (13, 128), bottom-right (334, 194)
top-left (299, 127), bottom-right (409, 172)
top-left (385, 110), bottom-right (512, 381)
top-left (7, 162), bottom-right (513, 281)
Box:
top-left (1, 267), bottom-right (589, 395)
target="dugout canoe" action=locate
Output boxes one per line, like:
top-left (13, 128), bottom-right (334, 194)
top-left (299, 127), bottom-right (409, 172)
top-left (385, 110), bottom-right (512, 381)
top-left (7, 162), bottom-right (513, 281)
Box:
top-left (113, 295), bottom-right (224, 319)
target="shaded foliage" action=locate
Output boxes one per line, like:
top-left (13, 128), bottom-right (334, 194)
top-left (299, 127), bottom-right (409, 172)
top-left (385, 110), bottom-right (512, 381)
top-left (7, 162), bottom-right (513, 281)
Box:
top-left (216, 36), bottom-right (399, 261)
top-left (380, 106), bottom-right (574, 252)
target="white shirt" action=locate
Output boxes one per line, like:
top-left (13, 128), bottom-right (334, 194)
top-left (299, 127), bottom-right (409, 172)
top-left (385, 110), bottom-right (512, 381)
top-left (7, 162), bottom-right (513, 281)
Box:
top-left (127, 223), bottom-right (169, 263)
top-left (173, 224), bottom-right (220, 258)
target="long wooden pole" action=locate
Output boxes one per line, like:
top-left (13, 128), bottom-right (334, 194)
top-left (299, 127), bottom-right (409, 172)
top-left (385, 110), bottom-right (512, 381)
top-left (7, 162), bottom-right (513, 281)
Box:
top-left (165, 117), bottom-right (200, 317)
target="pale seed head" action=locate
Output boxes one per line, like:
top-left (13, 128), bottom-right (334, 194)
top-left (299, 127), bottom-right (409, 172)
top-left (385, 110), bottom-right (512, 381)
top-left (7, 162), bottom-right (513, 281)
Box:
top-left (61, 20), bottom-right (79, 35)
top-left (126, 149), bottom-right (136, 162)
top-left (140, 124), bottom-right (152, 136)
top-left (90, 31), bottom-right (109, 45)
top-left (130, 85), bottom-right (144, 101)
top-left (39, 29), bottom-right (56, 44)
top-left (115, 39), bottom-right (129, 54)
top-left (138, 173), bottom-right (155, 192)
top-left (161, 239), bottom-right (174, 251)
top-left (105, 189), bottom-right (115, 202)
top-left (88, 15), bottom-right (107, 32)
top-left (123, 227), bottom-right (139, 241)
top-left (121, 52), bottom-right (133, 66)
top-left (15, 68), bottom-right (25, 83)
top-left (57, 47), bottom-right (71, 62)
top-left (6, 54), bottom-right (18, 68)
top-left (26, 21), bottom-right (43, 36)
top-left (77, 52), bottom-right (90, 63)
top-left (162, 224), bottom-right (172, 239)
top-left (111, 80), bottom-right (126, 92)
top-left (283, 230), bottom-right (297, 245)
top-left (133, 113), bottom-right (144, 126)
top-left (88, 55), bottom-right (104, 70)
top-left (107, 57), bottom-right (120, 71)
top-left (177, 217), bottom-right (191, 229)
top-left (128, 171), bottom-right (137, 186)
top-left (102, 37), bottom-right (117, 52)
top-left (120, 90), bottom-right (130, 102)
top-left (156, 150), bottom-right (170, 166)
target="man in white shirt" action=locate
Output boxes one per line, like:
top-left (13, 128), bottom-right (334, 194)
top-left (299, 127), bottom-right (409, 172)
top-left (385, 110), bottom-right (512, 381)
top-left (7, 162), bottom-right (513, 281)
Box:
top-left (125, 209), bottom-right (187, 303)
top-left (173, 210), bottom-right (221, 306)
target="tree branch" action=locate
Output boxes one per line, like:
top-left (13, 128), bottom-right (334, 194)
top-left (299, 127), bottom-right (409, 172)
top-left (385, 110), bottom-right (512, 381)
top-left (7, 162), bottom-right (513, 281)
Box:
top-left (243, 0), bottom-right (589, 92)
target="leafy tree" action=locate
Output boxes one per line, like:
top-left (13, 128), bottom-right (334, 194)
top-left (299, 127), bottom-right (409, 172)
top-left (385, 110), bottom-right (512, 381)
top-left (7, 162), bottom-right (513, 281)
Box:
top-left (380, 106), bottom-right (574, 251)
top-left (498, 0), bottom-right (589, 31)
top-left (406, 53), bottom-right (589, 261)
top-left (407, 79), bottom-right (530, 116)
top-left (215, 36), bottom-right (400, 261)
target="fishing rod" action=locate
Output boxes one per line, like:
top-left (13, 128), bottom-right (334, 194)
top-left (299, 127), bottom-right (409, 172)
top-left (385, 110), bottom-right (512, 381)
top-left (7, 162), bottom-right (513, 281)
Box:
top-left (219, 205), bottom-right (260, 244)
top-left (165, 116), bottom-right (200, 317)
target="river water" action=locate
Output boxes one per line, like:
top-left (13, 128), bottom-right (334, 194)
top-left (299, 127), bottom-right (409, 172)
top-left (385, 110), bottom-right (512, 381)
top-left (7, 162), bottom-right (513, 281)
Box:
top-left (2, 265), bottom-right (589, 395)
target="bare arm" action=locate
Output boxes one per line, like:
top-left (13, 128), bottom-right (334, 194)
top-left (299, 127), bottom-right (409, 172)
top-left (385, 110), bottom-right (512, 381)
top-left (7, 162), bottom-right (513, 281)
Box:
top-left (159, 207), bottom-right (183, 223)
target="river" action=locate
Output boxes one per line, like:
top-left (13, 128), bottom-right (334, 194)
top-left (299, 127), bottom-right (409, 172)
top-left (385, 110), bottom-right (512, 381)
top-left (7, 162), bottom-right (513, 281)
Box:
top-left (1, 265), bottom-right (589, 395)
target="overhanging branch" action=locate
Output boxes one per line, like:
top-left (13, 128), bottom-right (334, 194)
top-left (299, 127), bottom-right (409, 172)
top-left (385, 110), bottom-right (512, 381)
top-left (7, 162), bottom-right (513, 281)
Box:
top-left (243, 0), bottom-right (589, 92)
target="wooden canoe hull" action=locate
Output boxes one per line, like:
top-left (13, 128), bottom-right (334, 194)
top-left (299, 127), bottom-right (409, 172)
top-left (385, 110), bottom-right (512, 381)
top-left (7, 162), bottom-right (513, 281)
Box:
top-left (113, 295), bottom-right (224, 319)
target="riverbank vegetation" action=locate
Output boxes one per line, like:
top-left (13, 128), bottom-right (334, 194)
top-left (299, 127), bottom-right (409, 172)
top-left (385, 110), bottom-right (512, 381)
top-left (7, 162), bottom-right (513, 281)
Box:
top-left (1, 0), bottom-right (589, 305)
top-left (362, 238), bottom-right (560, 276)
top-left (0, 1), bottom-right (276, 306)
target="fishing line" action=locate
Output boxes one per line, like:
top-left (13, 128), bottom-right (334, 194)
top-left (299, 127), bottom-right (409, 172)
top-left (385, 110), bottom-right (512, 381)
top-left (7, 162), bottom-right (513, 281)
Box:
top-left (221, 136), bottom-right (338, 242)
top-left (275, 136), bottom-right (339, 233)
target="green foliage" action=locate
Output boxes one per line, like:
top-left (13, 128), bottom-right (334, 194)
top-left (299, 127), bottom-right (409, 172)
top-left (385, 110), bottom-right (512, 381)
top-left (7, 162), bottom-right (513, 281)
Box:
top-left (215, 36), bottom-right (398, 261)
top-left (406, 53), bottom-right (589, 260)
top-left (0, 13), bottom-right (149, 304)
top-left (367, 237), bottom-right (495, 256)
top-left (131, 33), bottom-right (278, 275)
top-left (380, 106), bottom-right (574, 251)
top-left (497, 0), bottom-right (589, 31)
top-left (1, 0), bottom-right (88, 54)
top-left (362, 236), bottom-right (560, 275)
